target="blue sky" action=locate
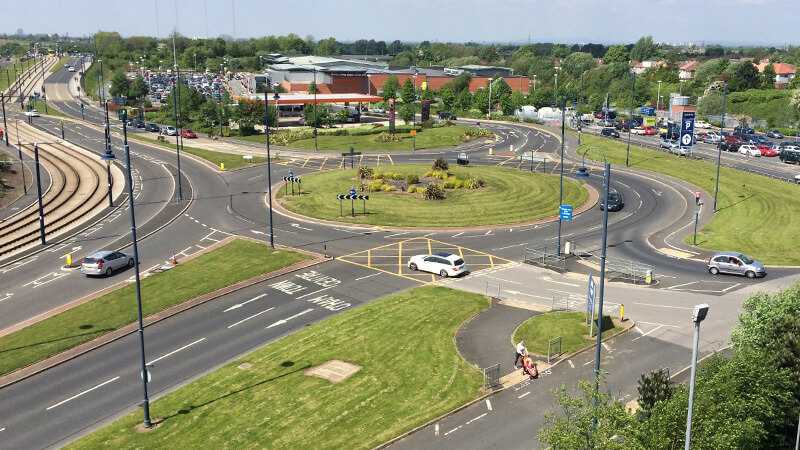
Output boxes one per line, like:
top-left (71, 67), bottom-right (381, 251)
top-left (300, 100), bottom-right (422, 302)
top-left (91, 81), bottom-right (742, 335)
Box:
top-left (2, 0), bottom-right (798, 45)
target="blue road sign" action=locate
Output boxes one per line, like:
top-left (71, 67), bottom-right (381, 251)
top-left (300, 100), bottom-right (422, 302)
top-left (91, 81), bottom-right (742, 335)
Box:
top-left (349, 186), bottom-right (357, 197)
top-left (559, 204), bottom-right (573, 222)
top-left (587, 273), bottom-right (596, 315)
top-left (289, 170), bottom-right (294, 178)
top-left (680, 111), bottom-right (696, 148)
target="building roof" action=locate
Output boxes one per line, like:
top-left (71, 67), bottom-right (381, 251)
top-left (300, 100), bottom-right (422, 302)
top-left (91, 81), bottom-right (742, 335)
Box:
top-left (756, 61), bottom-right (796, 75)
top-left (241, 92), bottom-right (383, 105)
top-left (680, 60), bottom-right (699, 71)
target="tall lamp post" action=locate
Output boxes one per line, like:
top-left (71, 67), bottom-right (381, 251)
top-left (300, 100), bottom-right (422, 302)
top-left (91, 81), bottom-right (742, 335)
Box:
top-left (625, 72), bottom-right (636, 167)
top-left (487, 78), bottom-right (493, 119)
top-left (313, 67), bottom-right (318, 152)
top-left (102, 100), bottom-right (114, 207)
top-left (684, 304), bottom-right (710, 450)
top-left (170, 35), bottom-right (184, 202)
top-left (656, 80), bottom-right (663, 111)
top-left (263, 82), bottom-right (276, 248)
top-left (556, 104), bottom-right (566, 255)
top-left (712, 82), bottom-right (727, 212)
top-left (117, 110), bottom-right (152, 429)
top-left (592, 162), bottom-right (612, 429)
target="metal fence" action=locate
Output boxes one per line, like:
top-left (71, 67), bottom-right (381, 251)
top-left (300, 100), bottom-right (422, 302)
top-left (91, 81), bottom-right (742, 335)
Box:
top-left (483, 363), bottom-right (501, 389)
top-left (547, 337), bottom-right (563, 364)
top-left (523, 244), bottom-right (568, 272)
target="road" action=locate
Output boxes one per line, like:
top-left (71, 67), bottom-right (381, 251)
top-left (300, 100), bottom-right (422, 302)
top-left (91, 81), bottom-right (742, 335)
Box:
top-left (0, 62), bottom-right (797, 448)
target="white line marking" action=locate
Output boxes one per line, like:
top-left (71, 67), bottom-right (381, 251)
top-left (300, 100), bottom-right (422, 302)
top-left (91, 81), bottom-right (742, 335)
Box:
top-left (224, 294), bottom-right (268, 312)
top-left (583, 359), bottom-right (593, 366)
top-left (434, 423), bottom-right (439, 437)
top-left (632, 325), bottom-right (663, 342)
top-left (147, 337), bottom-right (206, 365)
top-left (451, 232), bottom-right (464, 238)
top-left (443, 425), bottom-right (462, 436)
top-left (46, 376), bottom-right (120, 411)
top-left (466, 412), bottom-right (488, 424)
top-left (0, 427), bottom-right (4, 432)
top-left (266, 308), bottom-right (314, 329)
top-left (633, 302), bottom-right (693, 310)
top-left (636, 320), bottom-right (680, 328)
top-left (384, 232), bottom-right (409, 238)
top-left (295, 286), bottom-right (335, 299)
top-left (601, 342), bottom-right (610, 351)
top-left (568, 360), bottom-right (575, 368)
top-left (227, 307), bottom-right (275, 329)
top-left (355, 273), bottom-right (381, 281)
top-left (490, 242), bottom-right (527, 251)
top-left (518, 391), bottom-right (530, 399)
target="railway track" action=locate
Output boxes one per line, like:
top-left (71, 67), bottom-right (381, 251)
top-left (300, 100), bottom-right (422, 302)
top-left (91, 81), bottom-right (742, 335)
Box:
top-left (0, 123), bottom-right (117, 260)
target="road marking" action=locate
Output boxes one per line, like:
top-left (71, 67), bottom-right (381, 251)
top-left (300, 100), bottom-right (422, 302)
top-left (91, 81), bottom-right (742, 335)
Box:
top-left (0, 427), bottom-right (4, 432)
top-left (384, 232), bottom-right (409, 238)
top-left (601, 342), bottom-right (611, 351)
top-left (227, 307), bottom-right (275, 329)
top-left (491, 242), bottom-right (527, 251)
top-left (266, 308), bottom-right (314, 329)
top-left (632, 325), bottom-right (663, 342)
top-left (486, 399), bottom-right (493, 411)
top-left (0, 293), bottom-right (13, 303)
top-left (224, 294), bottom-right (268, 312)
top-left (296, 286), bottom-right (334, 299)
top-left (443, 425), bottom-right (462, 436)
top-left (505, 290), bottom-right (551, 300)
top-left (518, 391), bottom-right (530, 399)
top-left (46, 376), bottom-right (120, 411)
top-left (355, 273), bottom-right (381, 281)
top-left (434, 423), bottom-right (439, 437)
top-left (583, 359), bottom-right (594, 366)
top-left (290, 223), bottom-right (313, 231)
top-left (250, 229), bottom-right (269, 236)
top-left (633, 302), bottom-right (693, 310)
top-left (568, 360), bottom-right (575, 368)
top-left (465, 412), bottom-right (487, 425)
top-left (637, 321), bottom-right (680, 328)
top-left (147, 337), bottom-right (207, 365)
top-left (451, 232), bottom-right (464, 238)
top-left (652, 189), bottom-right (662, 196)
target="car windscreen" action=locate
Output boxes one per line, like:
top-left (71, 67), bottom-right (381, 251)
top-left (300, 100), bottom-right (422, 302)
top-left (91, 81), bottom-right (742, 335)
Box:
top-left (83, 257), bottom-right (99, 263)
top-left (739, 254), bottom-right (754, 264)
top-left (453, 259), bottom-right (464, 266)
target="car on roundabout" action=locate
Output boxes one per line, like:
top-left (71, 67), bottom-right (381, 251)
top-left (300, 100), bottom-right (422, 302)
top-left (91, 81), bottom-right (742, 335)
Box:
top-left (80, 250), bottom-right (134, 277)
top-left (456, 152), bottom-right (469, 165)
top-left (707, 252), bottom-right (766, 278)
top-left (24, 109), bottom-right (40, 117)
top-left (407, 253), bottom-right (467, 278)
top-left (599, 188), bottom-right (624, 211)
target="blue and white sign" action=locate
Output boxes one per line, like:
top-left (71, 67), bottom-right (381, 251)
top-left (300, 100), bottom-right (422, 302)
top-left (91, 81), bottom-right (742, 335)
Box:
top-left (559, 204), bottom-right (573, 222)
top-left (587, 273), bottom-right (596, 315)
top-left (349, 186), bottom-right (357, 197)
top-left (680, 111), bottom-right (696, 148)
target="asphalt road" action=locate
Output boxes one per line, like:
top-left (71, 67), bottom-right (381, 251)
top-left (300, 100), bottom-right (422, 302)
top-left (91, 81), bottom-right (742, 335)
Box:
top-left (0, 64), bottom-right (797, 448)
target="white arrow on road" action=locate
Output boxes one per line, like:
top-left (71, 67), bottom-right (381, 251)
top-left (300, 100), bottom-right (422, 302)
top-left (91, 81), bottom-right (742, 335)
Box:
top-left (652, 189), bottom-right (663, 197)
top-left (291, 223), bottom-right (313, 231)
top-left (505, 290), bottom-right (551, 300)
top-left (224, 293), bottom-right (267, 312)
top-left (266, 308), bottom-right (313, 329)
top-left (250, 229), bottom-right (270, 236)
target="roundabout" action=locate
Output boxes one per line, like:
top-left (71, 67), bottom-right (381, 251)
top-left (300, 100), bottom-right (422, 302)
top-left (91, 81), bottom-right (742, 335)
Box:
top-left (275, 163), bottom-right (592, 228)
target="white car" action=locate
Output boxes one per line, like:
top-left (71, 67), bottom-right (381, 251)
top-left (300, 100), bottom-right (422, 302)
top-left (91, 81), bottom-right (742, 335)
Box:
top-left (795, 174), bottom-right (800, 184)
top-left (738, 145), bottom-right (761, 157)
top-left (24, 109), bottom-right (40, 117)
top-left (407, 253), bottom-right (467, 278)
top-left (163, 126), bottom-right (177, 136)
top-left (670, 145), bottom-right (689, 156)
top-left (695, 120), bottom-right (712, 129)
top-left (630, 127), bottom-right (646, 135)
top-left (68, 66), bottom-right (75, 72)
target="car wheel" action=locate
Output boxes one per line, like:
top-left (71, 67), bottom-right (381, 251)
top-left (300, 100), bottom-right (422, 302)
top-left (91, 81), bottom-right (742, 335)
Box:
top-left (709, 267), bottom-right (719, 275)
top-left (440, 270), bottom-right (448, 278)
top-left (745, 270), bottom-right (756, 279)
top-left (105, 267), bottom-right (113, 276)
top-left (128, 258), bottom-right (134, 267)
top-left (409, 263), bottom-right (417, 271)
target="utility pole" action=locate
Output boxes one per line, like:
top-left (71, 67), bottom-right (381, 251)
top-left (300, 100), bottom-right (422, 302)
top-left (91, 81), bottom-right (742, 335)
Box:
top-left (625, 72), bottom-right (635, 167)
top-left (15, 120), bottom-right (27, 194)
top-left (33, 144), bottom-right (46, 245)
top-left (1, 93), bottom-right (8, 146)
top-left (171, 32), bottom-right (184, 202)
top-left (685, 304), bottom-right (710, 450)
top-left (556, 104), bottom-right (565, 255)
top-left (103, 101), bottom-right (114, 207)
top-left (313, 67), bottom-right (318, 152)
top-left (712, 82), bottom-right (727, 212)
top-left (263, 81), bottom-right (275, 248)
top-left (592, 163), bottom-right (611, 429)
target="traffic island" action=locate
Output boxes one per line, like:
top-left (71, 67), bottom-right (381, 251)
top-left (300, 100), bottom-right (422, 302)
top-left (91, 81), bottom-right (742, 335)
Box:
top-left (276, 163), bottom-right (591, 228)
top-left (66, 286), bottom-right (490, 450)
top-left (512, 311), bottom-right (622, 358)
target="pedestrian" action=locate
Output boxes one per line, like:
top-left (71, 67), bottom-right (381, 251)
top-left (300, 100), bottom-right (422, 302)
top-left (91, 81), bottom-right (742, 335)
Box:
top-left (514, 341), bottom-right (527, 368)
top-left (522, 355), bottom-right (539, 380)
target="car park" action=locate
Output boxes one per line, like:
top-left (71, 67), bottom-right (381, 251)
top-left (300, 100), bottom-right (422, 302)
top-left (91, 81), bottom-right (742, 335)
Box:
top-left (738, 144), bottom-right (761, 157)
top-left (80, 251), bottom-right (134, 276)
top-left (407, 252), bottom-right (466, 278)
top-left (599, 188), bottom-right (624, 211)
top-left (601, 127), bottom-right (619, 138)
top-left (757, 143), bottom-right (779, 157)
top-left (766, 130), bottom-right (784, 139)
top-left (707, 252), bottom-right (766, 278)
top-left (181, 128), bottom-right (197, 139)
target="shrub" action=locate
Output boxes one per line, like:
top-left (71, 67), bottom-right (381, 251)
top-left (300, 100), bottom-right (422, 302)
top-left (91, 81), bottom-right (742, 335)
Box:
top-left (381, 184), bottom-right (395, 192)
top-left (421, 119), bottom-right (435, 128)
top-left (367, 180), bottom-right (385, 192)
top-left (358, 167), bottom-right (374, 179)
top-left (443, 177), bottom-right (464, 189)
top-left (432, 157), bottom-right (449, 171)
top-left (373, 132), bottom-right (402, 143)
top-left (463, 177), bottom-right (486, 189)
top-left (389, 172), bottom-right (404, 180)
top-left (407, 185), bottom-right (419, 193)
top-left (405, 174), bottom-right (420, 185)
top-left (423, 183), bottom-right (446, 200)
top-left (424, 170), bottom-right (449, 180)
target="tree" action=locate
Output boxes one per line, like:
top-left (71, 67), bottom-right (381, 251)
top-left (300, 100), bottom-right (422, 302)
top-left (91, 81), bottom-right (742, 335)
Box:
top-left (128, 75), bottom-right (148, 102)
top-left (472, 87), bottom-right (490, 113)
top-left (381, 75), bottom-right (399, 100)
top-left (636, 369), bottom-right (674, 420)
top-left (604, 45), bottom-right (629, 65)
top-left (400, 78), bottom-right (416, 105)
top-left (233, 99), bottom-right (276, 135)
top-left (761, 64), bottom-right (776, 89)
top-left (562, 52), bottom-right (596, 79)
top-left (398, 104), bottom-right (415, 124)
top-left (439, 86), bottom-right (456, 111)
top-left (303, 104), bottom-right (329, 127)
top-left (630, 36), bottom-right (657, 61)
top-left (455, 89), bottom-right (472, 111)
top-left (728, 62), bottom-right (760, 92)
top-left (307, 80), bottom-right (318, 94)
top-left (315, 37), bottom-right (338, 56)
top-left (199, 99), bottom-right (220, 132)
top-left (109, 71), bottom-right (130, 98)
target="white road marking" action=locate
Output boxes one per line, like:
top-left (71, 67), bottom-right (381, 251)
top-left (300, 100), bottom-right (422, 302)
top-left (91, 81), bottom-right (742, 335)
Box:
top-left (224, 294), bottom-right (268, 312)
top-left (490, 242), bottom-right (527, 251)
top-left (637, 320), bottom-right (680, 328)
top-left (0, 427), bottom-right (4, 432)
top-left (227, 307), bottom-right (275, 329)
top-left (518, 391), bottom-right (530, 399)
top-left (632, 325), bottom-right (663, 342)
top-left (147, 337), bottom-right (207, 365)
top-left (601, 342), bottom-right (611, 351)
top-left (434, 423), bottom-right (439, 436)
top-left (451, 232), bottom-right (464, 238)
top-left (583, 359), bottom-right (594, 366)
top-left (443, 425), bottom-right (462, 436)
top-left (290, 223), bottom-right (313, 231)
top-left (486, 399), bottom-right (493, 411)
top-left (633, 302), bottom-right (693, 310)
top-left (568, 360), bottom-right (575, 368)
top-left (46, 376), bottom-right (120, 411)
top-left (354, 273), bottom-right (381, 281)
top-left (250, 229), bottom-right (269, 236)
top-left (505, 290), bottom-right (551, 300)
top-left (0, 293), bottom-right (13, 303)
top-left (465, 412), bottom-right (487, 425)
top-left (384, 232), bottom-right (409, 238)
top-left (266, 308), bottom-right (314, 329)
top-left (295, 286), bottom-right (334, 299)
top-left (484, 230), bottom-right (493, 236)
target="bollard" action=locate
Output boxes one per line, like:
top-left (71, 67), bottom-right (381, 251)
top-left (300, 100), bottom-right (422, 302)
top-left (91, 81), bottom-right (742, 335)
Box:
top-left (645, 269), bottom-right (653, 285)
top-left (510, 144), bottom-right (514, 153)
top-left (564, 241), bottom-right (572, 255)
top-left (219, 162), bottom-right (225, 171)
top-left (620, 304), bottom-right (625, 322)
top-left (488, 147), bottom-right (494, 156)
top-left (65, 253), bottom-right (72, 267)
top-left (171, 254), bottom-right (178, 265)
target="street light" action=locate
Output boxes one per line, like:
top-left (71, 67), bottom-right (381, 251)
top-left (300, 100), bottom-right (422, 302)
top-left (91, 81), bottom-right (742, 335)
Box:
top-left (685, 303), bottom-right (710, 450)
top-left (263, 81), bottom-right (276, 248)
top-left (532, 74), bottom-right (537, 92)
top-left (312, 67), bottom-right (318, 152)
top-left (712, 82), bottom-right (728, 212)
top-left (656, 80), bottom-right (663, 111)
top-left (101, 103), bottom-right (115, 208)
top-left (556, 104), bottom-right (565, 255)
top-left (487, 77), bottom-right (493, 119)
top-left (592, 162), bottom-right (612, 430)
top-left (625, 72), bottom-right (635, 167)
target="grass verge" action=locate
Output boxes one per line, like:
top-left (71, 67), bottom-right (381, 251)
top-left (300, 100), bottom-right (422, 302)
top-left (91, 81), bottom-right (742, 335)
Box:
top-left (129, 134), bottom-right (266, 170)
top-left (67, 285), bottom-right (488, 450)
top-left (278, 164), bottom-right (589, 227)
top-left (0, 239), bottom-right (307, 377)
top-left (579, 134), bottom-right (800, 264)
top-left (513, 311), bottom-right (619, 356)
top-left (29, 99), bottom-right (68, 118)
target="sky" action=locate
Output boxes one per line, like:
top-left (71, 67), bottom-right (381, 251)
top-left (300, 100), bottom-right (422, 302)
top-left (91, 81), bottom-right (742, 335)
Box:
top-left (2, 0), bottom-right (799, 46)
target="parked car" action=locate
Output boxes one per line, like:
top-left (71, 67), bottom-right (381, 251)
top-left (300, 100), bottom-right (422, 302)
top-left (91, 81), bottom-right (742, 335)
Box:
top-left (738, 144), bottom-right (761, 157)
top-left (407, 252), bottom-right (466, 278)
top-left (180, 128), bottom-right (197, 139)
top-left (702, 131), bottom-right (722, 144)
top-left (660, 139), bottom-right (676, 149)
top-left (599, 188), bottom-right (624, 211)
top-left (707, 252), bottom-right (766, 278)
top-left (134, 119), bottom-right (145, 128)
top-left (369, 107), bottom-right (386, 114)
top-left (766, 130), bottom-right (784, 139)
top-left (780, 146), bottom-right (800, 163)
top-left (642, 125), bottom-right (657, 136)
top-left (757, 143), bottom-right (779, 157)
top-left (601, 127), bottom-right (620, 138)
top-left (670, 144), bottom-right (689, 156)
top-left (694, 120), bottom-right (711, 129)
top-left (734, 125), bottom-right (755, 135)
top-left (80, 251), bottom-right (134, 276)
top-left (438, 111), bottom-right (457, 121)
top-left (163, 125), bottom-right (177, 136)
top-left (24, 109), bottom-right (40, 117)
top-left (145, 123), bottom-right (160, 132)
top-left (719, 135), bottom-right (742, 152)
top-left (630, 127), bottom-right (646, 135)
top-left (795, 174), bottom-right (800, 184)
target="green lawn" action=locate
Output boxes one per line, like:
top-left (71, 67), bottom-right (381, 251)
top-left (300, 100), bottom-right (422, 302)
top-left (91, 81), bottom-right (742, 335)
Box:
top-left (580, 134), bottom-right (800, 265)
top-left (281, 125), bottom-right (488, 153)
top-left (29, 99), bottom-right (68, 118)
top-left (129, 134), bottom-right (266, 170)
top-left (0, 239), bottom-right (307, 376)
top-left (513, 311), bottom-right (619, 356)
top-left (67, 286), bottom-right (488, 450)
top-left (0, 58), bottom-right (34, 92)
top-left (278, 164), bottom-right (589, 227)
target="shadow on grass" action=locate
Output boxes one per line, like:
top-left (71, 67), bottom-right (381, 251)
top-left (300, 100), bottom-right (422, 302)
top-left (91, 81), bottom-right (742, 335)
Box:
top-left (160, 362), bottom-right (312, 423)
top-left (715, 192), bottom-right (755, 213)
top-left (0, 327), bottom-right (112, 355)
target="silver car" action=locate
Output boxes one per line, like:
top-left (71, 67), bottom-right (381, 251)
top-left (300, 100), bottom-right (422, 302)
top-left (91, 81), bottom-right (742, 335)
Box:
top-left (80, 250), bottom-right (134, 276)
top-left (707, 252), bottom-right (766, 278)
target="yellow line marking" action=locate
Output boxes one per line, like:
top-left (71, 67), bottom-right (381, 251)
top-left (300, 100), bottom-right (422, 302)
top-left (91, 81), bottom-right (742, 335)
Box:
top-left (368, 249), bottom-right (371, 266)
top-left (319, 157), bottom-right (328, 170)
top-left (302, 157), bottom-right (310, 168)
top-left (337, 257), bottom-right (426, 284)
top-left (398, 240), bottom-right (403, 275)
top-left (488, 254), bottom-right (495, 268)
top-left (427, 239), bottom-right (432, 255)
top-left (457, 246), bottom-right (464, 259)
top-left (431, 273), bottom-right (436, 282)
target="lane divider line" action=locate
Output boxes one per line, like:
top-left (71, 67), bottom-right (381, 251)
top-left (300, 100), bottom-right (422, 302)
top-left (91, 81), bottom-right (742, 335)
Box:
top-left (147, 337), bottom-right (207, 366)
top-left (46, 376), bottom-right (120, 411)
top-left (227, 307), bottom-right (275, 329)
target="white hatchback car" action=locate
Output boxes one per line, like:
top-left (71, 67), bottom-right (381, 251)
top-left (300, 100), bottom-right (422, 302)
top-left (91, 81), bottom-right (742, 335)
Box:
top-left (407, 253), bottom-right (467, 278)
top-left (738, 144), bottom-right (761, 157)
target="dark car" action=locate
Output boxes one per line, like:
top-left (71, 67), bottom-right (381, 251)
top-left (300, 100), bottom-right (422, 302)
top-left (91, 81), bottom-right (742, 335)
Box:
top-left (766, 130), bottom-right (784, 139)
top-left (134, 119), bottom-right (145, 128)
top-left (734, 125), bottom-right (755, 135)
top-left (601, 127), bottom-right (620, 138)
top-left (600, 188), bottom-right (624, 211)
top-left (145, 123), bottom-right (160, 132)
top-left (438, 111), bottom-right (457, 121)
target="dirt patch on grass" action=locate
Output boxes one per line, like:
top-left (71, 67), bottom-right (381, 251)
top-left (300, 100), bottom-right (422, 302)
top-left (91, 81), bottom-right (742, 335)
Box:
top-left (305, 360), bottom-right (361, 384)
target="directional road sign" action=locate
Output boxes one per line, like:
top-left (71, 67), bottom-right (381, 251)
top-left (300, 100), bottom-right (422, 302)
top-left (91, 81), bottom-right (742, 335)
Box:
top-left (559, 204), bottom-right (573, 222)
top-left (680, 111), bottom-right (696, 148)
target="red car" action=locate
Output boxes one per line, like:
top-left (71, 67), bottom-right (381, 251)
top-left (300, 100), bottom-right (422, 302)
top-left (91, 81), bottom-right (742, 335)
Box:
top-left (758, 143), bottom-right (779, 157)
top-left (180, 129), bottom-right (197, 139)
top-left (643, 126), bottom-right (657, 136)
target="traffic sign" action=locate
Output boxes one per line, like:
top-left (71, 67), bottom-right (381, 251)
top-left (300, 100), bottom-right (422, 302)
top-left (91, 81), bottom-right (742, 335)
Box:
top-left (587, 273), bottom-right (595, 314)
top-left (410, 129), bottom-right (417, 137)
top-left (559, 204), bottom-right (573, 222)
top-left (140, 369), bottom-right (152, 383)
top-left (349, 187), bottom-right (357, 197)
top-left (680, 111), bottom-right (696, 149)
